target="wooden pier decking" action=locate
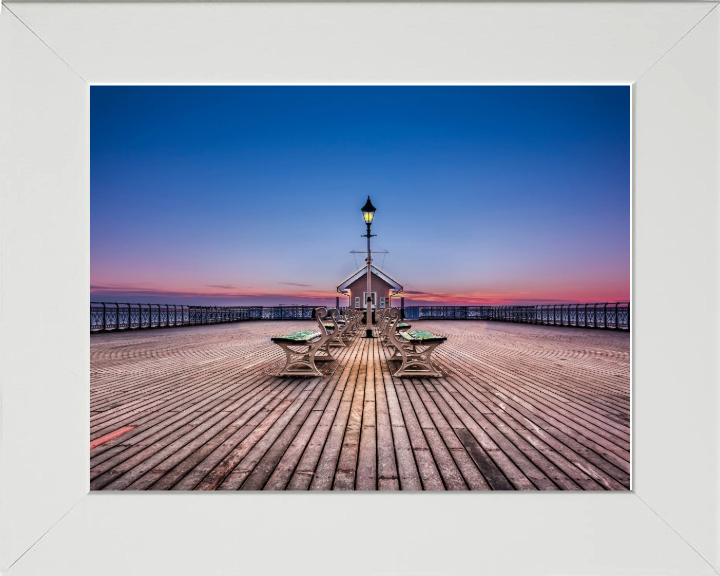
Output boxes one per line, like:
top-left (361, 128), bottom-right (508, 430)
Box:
top-left (90, 321), bottom-right (630, 491)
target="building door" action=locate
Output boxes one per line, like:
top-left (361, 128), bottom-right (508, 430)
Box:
top-left (363, 292), bottom-right (377, 309)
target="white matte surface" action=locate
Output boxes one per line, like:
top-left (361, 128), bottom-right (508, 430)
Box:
top-left (4, 2), bottom-right (716, 84)
top-left (634, 9), bottom-right (720, 568)
top-left (7, 494), bottom-right (720, 576)
top-left (0, 6), bottom-right (88, 572)
top-left (0, 2), bottom-right (718, 575)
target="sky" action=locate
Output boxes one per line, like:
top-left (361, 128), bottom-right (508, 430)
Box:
top-left (91, 86), bottom-right (630, 307)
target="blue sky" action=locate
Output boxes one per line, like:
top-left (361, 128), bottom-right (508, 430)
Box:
top-left (91, 86), bottom-right (630, 306)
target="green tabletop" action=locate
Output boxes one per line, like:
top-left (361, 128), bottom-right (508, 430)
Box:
top-left (272, 330), bottom-right (321, 343)
top-left (400, 330), bottom-right (447, 343)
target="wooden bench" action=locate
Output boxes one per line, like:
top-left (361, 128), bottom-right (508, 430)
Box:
top-left (342, 308), bottom-right (362, 337)
top-left (386, 309), bottom-right (446, 377)
top-left (271, 307), bottom-right (335, 376)
top-left (377, 308), bottom-right (411, 344)
top-left (323, 309), bottom-right (353, 348)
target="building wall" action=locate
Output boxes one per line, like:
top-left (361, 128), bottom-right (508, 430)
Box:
top-left (345, 272), bottom-right (394, 309)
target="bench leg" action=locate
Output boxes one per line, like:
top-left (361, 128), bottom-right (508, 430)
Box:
top-left (328, 329), bottom-right (347, 348)
top-left (314, 341), bottom-right (336, 361)
top-left (275, 342), bottom-right (323, 377)
top-left (393, 342), bottom-right (442, 377)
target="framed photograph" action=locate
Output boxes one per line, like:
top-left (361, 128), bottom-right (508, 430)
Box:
top-left (87, 83), bottom-right (631, 495)
top-left (1, 2), bottom-right (718, 575)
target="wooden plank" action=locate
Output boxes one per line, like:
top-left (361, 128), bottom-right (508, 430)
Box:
top-left (221, 379), bottom-right (323, 490)
top-left (91, 373), bottom-right (287, 486)
top-left (192, 380), bottom-right (307, 490)
top-left (376, 339), bottom-right (422, 490)
top-left (90, 426), bottom-right (136, 450)
top-left (393, 379), bottom-right (445, 490)
top-left (355, 337), bottom-right (378, 490)
top-left (331, 338), bottom-right (368, 490)
top-left (405, 379), bottom-right (467, 490)
top-left (286, 333), bottom-right (365, 490)
top-left (93, 377), bottom-right (299, 490)
top-left (415, 383), bottom-right (489, 490)
top-left (374, 339), bottom-right (399, 489)
top-left (262, 344), bottom-right (357, 490)
top-left (89, 319), bottom-right (630, 491)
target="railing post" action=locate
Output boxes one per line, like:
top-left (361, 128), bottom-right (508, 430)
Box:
top-left (614, 302), bottom-right (619, 329)
top-left (102, 302), bottom-right (106, 331)
top-left (116, 303), bottom-right (120, 330)
top-left (603, 303), bottom-right (608, 329)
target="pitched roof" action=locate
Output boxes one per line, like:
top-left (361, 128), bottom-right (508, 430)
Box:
top-left (337, 265), bottom-right (403, 293)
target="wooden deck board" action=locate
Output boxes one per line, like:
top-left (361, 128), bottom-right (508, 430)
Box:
top-left (91, 320), bottom-right (630, 490)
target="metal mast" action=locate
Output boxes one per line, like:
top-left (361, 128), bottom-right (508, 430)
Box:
top-left (360, 196), bottom-right (377, 338)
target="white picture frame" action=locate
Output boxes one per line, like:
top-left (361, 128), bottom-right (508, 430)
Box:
top-left (1, 2), bottom-right (718, 575)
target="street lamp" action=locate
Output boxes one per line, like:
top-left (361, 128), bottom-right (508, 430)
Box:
top-left (361, 196), bottom-right (377, 338)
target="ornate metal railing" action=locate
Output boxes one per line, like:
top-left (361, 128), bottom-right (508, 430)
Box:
top-left (90, 303), bottom-right (316, 332)
top-left (405, 302), bottom-right (629, 330)
top-left (91, 301), bottom-right (629, 332)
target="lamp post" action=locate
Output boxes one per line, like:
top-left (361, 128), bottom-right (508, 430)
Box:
top-left (361, 196), bottom-right (377, 338)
